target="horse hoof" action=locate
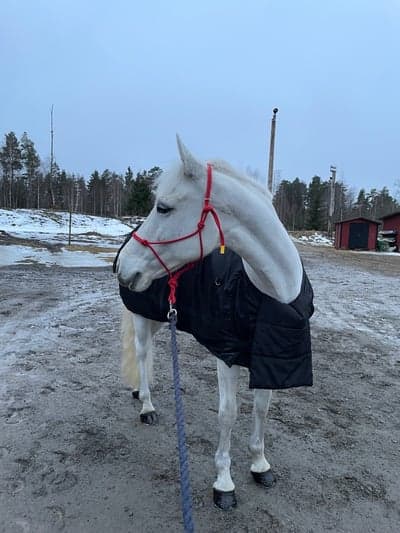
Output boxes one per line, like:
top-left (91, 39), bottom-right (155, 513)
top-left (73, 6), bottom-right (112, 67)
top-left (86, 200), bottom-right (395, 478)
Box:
top-left (213, 488), bottom-right (237, 510)
top-left (140, 411), bottom-right (158, 425)
top-left (251, 469), bottom-right (276, 488)
top-left (132, 390), bottom-right (140, 400)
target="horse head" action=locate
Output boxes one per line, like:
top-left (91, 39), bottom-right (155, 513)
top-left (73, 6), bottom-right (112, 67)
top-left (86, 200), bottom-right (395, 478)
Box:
top-left (116, 136), bottom-right (221, 292)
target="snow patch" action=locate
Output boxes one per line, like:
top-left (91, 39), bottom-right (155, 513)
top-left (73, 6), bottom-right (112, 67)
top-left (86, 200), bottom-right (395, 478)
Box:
top-left (0, 245), bottom-right (113, 267)
top-left (295, 232), bottom-right (333, 246)
top-left (0, 208), bottom-right (132, 236)
top-left (0, 208), bottom-right (133, 267)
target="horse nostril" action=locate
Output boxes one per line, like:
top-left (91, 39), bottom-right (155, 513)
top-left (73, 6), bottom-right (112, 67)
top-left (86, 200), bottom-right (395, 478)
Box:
top-left (128, 272), bottom-right (141, 292)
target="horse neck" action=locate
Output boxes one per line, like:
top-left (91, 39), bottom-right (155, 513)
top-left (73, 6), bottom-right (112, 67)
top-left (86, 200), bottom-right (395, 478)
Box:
top-left (213, 175), bottom-right (303, 303)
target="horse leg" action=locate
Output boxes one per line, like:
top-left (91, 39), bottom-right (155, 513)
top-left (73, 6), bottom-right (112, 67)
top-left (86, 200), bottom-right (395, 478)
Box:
top-left (249, 389), bottom-right (276, 488)
top-left (213, 359), bottom-right (240, 510)
top-left (121, 309), bottom-right (161, 425)
top-left (135, 315), bottom-right (161, 424)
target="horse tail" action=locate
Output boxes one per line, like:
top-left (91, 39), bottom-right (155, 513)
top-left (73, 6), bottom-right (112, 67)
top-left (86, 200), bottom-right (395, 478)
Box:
top-left (121, 309), bottom-right (154, 390)
top-left (121, 307), bottom-right (140, 389)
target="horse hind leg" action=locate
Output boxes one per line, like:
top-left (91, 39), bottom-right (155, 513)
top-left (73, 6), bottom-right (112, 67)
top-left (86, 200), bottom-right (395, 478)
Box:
top-left (213, 359), bottom-right (240, 510)
top-left (121, 309), bottom-right (160, 425)
top-left (249, 389), bottom-right (276, 488)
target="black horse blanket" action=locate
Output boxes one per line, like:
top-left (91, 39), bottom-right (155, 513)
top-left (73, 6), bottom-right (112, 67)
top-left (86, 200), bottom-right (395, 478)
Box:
top-left (118, 248), bottom-right (314, 390)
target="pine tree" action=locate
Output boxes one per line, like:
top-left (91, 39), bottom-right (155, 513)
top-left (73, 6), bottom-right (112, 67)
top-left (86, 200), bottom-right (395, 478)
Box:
top-left (88, 170), bottom-right (101, 215)
top-left (147, 166), bottom-right (163, 183)
top-left (273, 178), bottom-right (308, 230)
top-left (127, 170), bottom-right (154, 216)
top-left (109, 172), bottom-right (124, 217)
top-left (124, 166), bottom-right (134, 189)
top-left (122, 166), bottom-right (134, 216)
top-left (0, 132), bottom-right (23, 208)
top-left (332, 181), bottom-right (349, 222)
top-left (273, 179), bottom-right (291, 227)
top-left (100, 169), bottom-right (111, 217)
top-left (369, 187), bottom-right (399, 218)
top-left (44, 161), bottom-right (60, 209)
top-left (20, 132), bottom-right (41, 208)
top-left (306, 176), bottom-right (325, 230)
top-left (354, 189), bottom-right (369, 217)
top-left (290, 178), bottom-right (307, 229)
top-left (74, 176), bottom-right (87, 212)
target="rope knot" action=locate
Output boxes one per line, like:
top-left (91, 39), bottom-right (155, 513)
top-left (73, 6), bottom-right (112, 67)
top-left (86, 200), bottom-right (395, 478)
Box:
top-left (168, 275), bottom-right (179, 305)
top-left (197, 221), bottom-right (205, 230)
top-left (168, 276), bottom-right (178, 290)
top-left (202, 204), bottom-right (214, 213)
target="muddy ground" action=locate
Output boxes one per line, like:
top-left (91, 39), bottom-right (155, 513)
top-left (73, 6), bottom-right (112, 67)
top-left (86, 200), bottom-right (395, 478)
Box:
top-left (0, 245), bottom-right (399, 532)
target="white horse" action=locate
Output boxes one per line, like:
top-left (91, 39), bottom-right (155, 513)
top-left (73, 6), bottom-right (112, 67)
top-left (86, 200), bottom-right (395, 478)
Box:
top-left (116, 136), bottom-right (313, 510)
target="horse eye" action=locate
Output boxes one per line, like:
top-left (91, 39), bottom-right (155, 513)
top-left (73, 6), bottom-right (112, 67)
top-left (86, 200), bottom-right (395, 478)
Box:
top-left (156, 204), bottom-right (173, 214)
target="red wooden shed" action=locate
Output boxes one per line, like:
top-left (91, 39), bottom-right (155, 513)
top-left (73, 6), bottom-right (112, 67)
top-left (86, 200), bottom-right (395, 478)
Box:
top-left (335, 217), bottom-right (379, 250)
top-left (380, 210), bottom-right (400, 251)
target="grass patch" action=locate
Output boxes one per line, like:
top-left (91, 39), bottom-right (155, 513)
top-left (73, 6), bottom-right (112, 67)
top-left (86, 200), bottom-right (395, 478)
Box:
top-left (64, 244), bottom-right (116, 254)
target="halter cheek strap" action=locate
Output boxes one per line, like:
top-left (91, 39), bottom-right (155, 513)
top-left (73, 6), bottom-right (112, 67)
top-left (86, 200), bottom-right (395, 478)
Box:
top-left (132, 163), bottom-right (225, 305)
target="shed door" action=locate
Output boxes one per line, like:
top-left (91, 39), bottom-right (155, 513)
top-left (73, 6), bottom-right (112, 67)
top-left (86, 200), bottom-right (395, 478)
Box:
top-left (348, 222), bottom-right (369, 249)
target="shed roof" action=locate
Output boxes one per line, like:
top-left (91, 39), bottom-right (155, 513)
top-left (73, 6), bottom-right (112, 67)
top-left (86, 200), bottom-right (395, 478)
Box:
top-left (335, 216), bottom-right (380, 226)
top-left (380, 210), bottom-right (400, 220)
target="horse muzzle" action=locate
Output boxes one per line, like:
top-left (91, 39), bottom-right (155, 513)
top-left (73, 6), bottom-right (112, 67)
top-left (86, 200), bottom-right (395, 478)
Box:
top-left (117, 271), bottom-right (146, 292)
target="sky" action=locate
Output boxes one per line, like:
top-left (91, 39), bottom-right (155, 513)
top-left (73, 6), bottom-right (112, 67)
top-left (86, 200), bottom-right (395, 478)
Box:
top-left (1, 0), bottom-right (399, 196)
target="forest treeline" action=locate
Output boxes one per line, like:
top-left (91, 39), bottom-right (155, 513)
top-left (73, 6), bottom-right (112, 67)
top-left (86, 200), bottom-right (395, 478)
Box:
top-left (1, 131), bottom-right (399, 230)
top-left (274, 176), bottom-right (399, 231)
top-left (0, 131), bottom-right (161, 218)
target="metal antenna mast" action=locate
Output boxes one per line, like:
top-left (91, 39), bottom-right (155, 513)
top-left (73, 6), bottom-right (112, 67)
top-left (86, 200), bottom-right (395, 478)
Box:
top-left (50, 104), bottom-right (54, 180)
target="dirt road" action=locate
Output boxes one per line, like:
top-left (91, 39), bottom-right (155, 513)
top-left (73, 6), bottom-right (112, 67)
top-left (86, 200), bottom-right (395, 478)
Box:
top-left (0, 246), bottom-right (399, 532)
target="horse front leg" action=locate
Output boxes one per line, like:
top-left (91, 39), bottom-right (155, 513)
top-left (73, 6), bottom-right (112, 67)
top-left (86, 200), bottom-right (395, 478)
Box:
top-left (213, 359), bottom-right (240, 510)
top-left (249, 389), bottom-right (276, 488)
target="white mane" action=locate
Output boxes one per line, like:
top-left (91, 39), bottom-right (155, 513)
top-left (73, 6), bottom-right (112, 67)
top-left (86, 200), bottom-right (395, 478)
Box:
top-left (208, 159), bottom-right (273, 200)
top-left (154, 158), bottom-right (272, 201)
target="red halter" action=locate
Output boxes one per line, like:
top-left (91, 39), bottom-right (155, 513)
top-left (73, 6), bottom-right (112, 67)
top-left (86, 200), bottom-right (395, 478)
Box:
top-left (132, 164), bottom-right (225, 306)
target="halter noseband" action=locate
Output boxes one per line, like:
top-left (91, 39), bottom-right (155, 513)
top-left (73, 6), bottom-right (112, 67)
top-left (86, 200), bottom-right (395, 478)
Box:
top-left (132, 163), bottom-right (225, 306)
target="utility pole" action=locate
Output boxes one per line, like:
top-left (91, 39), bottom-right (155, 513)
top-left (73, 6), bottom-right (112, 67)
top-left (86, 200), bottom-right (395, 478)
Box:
top-left (267, 107), bottom-right (279, 193)
top-left (48, 104), bottom-right (56, 208)
top-left (328, 165), bottom-right (336, 237)
top-left (273, 169), bottom-right (282, 197)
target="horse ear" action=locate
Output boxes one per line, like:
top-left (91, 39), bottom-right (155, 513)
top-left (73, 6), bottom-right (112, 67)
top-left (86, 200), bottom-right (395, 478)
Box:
top-left (176, 134), bottom-right (206, 180)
